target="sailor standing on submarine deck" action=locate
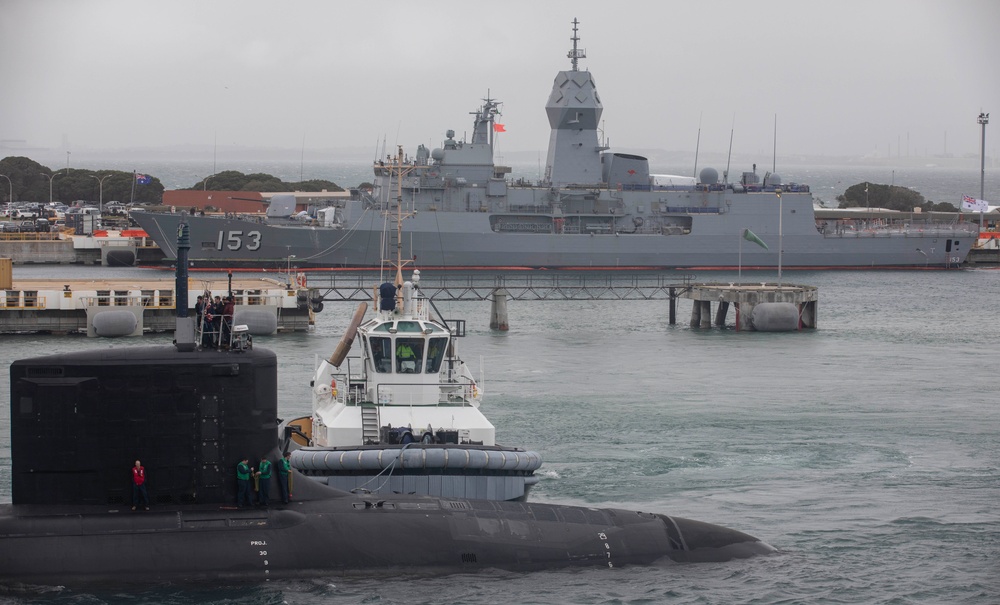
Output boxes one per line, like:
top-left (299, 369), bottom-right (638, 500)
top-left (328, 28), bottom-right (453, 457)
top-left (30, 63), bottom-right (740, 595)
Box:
top-left (236, 457), bottom-right (253, 507)
top-left (131, 460), bottom-right (149, 511)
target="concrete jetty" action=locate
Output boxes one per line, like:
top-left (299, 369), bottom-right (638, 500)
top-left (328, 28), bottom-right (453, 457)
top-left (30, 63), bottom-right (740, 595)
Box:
top-left (678, 283), bottom-right (818, 331)
top-left (0, 268), bottom-right (321, 336)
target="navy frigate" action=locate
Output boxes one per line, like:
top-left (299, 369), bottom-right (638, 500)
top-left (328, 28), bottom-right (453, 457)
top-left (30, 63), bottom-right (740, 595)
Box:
top-left (131, 20), bottom-right (976, 269)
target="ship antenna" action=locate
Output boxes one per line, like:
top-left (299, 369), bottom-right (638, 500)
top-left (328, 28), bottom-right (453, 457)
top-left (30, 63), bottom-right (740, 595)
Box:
top-left (568, 18), bottom-right (585, 71)
top-left (724, 113), bottom-right (735, 184)
top-left (772, 113), bottom-right (777, 174)
top-left (692, 113), bottom-right (702, 179)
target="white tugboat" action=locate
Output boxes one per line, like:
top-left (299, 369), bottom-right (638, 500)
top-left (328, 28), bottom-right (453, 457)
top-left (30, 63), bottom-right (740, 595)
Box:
top-left (288, 149), bottom-right (542, 501)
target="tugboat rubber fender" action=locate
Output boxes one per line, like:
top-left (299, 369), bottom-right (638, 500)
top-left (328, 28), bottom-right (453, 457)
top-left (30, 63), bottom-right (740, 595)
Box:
top-left (292, 447), bottom-right (544, 472)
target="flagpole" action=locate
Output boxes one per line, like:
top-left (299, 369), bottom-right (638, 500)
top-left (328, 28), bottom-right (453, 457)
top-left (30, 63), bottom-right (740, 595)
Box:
top-left (738, 230), bottom-right (743, 283)
top-left (130, 170), bottom-right (136, 206)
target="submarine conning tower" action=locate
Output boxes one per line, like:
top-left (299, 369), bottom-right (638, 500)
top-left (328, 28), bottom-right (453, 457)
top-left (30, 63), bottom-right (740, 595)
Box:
top-left (10, 347), bottom-right (280, 506)
top-left (8, 222), bottom-right (281, 508)
top-left (544, 18), bottom-right (607, 187)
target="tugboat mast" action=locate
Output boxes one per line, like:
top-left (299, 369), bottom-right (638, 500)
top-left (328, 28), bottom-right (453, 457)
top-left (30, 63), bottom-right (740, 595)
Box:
top-left (384, 145), bottom-right (415, 292)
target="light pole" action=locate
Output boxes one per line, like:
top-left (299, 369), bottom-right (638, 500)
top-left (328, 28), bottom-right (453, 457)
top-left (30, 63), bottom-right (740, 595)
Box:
top-left (287, 254), bottom-right (296, 287)
top-left (978, 112), bottom-right (989, 201)
top-left (91, 174), bottom-right (113, 215)
top-left (0, 174), bottom-right (12, 206)
top-left (40, 171), bottom-right (61, 206)
top-left (776, 188), bottom-right (783, 287)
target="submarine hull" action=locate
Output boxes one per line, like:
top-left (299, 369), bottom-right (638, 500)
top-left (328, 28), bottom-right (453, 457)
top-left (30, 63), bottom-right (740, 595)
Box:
top-left (0, 498), bottom-right (773, 586)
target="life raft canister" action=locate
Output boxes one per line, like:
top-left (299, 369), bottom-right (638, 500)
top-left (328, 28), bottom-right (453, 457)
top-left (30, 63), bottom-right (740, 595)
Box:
top-left (330, 377), bottom-right (338, 397)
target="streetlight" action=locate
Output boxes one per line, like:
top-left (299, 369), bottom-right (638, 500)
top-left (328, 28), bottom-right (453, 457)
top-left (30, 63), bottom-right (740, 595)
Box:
top-left (287, 254), bottom-right (296, 287)
top-left (91, 174), bottom-right (113, 215)
top-left (0, 174), bottom-right (12, 207)
top-left (40, 171), bottom-right (61, 206)
top-left (978, 112), bottom-right (989, 201)
top-left (776, 188), bottom-right (783, 287)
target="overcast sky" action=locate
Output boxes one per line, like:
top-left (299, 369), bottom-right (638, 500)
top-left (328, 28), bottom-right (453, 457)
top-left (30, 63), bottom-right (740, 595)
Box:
top-left (2, 0), bottom-right (998, 164)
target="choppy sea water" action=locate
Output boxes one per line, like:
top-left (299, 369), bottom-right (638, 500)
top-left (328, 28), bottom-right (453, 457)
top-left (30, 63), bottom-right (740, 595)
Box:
top-left (0, 266), bottom-right (997, 604)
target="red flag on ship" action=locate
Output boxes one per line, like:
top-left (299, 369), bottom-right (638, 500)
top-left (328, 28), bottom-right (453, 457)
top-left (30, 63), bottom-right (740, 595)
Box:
top-left (493, 123), bottom-right (506, 132)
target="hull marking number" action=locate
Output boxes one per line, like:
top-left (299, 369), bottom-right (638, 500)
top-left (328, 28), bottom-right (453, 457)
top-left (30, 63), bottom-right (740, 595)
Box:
top-left (598, 532), bottom-right (613, 568)
top-left (217, 230), bottom-right (262, 251)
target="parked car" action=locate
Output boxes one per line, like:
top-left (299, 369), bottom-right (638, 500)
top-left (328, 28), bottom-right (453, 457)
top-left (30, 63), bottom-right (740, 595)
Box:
top-left (18, 220), bottom-right (36, 232)
top-left (34, 218), bottom-right (51, 233)
top-left (0, 222), bottom-right (18, 233)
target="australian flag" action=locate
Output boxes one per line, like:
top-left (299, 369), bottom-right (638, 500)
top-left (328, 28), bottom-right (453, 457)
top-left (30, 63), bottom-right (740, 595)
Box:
top-left (135, 173), bottom-right (151, 185)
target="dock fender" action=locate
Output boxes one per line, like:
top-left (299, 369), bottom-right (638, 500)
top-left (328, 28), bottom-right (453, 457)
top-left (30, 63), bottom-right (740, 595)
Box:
top-left (233, 308), bottom-right (278, 335)
top-left (104, 249), bottom-right (136, 267)
top-left (328, 302), bottom-right (368, 367)
top-left (92, 310), bottom-right (138, 337)
top-left (750, 302), bottom-right (799, 332)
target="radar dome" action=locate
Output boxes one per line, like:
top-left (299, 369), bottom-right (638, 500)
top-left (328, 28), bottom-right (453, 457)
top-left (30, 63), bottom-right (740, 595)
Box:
top-left (699, 167), bottom-right (719, 185)
top-left (431, 148), bottom-right (445, 161)
top-left (764, 173), bottom-right (782, 187)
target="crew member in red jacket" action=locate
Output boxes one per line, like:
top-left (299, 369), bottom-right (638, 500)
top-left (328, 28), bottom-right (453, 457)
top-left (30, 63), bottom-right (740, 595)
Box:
top-left (131, 459), bottom-right (149, 511)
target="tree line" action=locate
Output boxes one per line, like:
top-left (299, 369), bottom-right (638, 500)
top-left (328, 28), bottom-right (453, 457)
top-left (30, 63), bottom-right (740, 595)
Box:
top-left (0, 157), bottom-right (164, 205)
top-left (836, 182), bottom-right (958, 212)
top-left (0, 156), bottom-right (343, 206)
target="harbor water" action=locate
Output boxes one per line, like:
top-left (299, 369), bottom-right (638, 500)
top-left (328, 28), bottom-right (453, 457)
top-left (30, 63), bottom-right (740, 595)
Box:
top-left (0, 266), bottom-right (997, 604)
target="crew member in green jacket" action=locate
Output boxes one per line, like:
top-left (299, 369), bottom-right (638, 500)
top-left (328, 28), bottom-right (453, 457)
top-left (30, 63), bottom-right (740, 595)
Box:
top-left (277, 451), bottom-right (292, 504)
top-left (236, 457), bottom-right (253, 507)
top-left (396, 341), bottom-right (416, 372)
top-left (256, 455), bottom-right (272, 506)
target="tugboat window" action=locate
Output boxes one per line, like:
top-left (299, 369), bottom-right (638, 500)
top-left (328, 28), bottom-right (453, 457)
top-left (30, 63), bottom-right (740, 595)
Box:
top-left (396, 321), bottom-right (422, 333)
top-left (395, 338), bottom-right (424, 373)
top-left (426, 337), bottom-right (447, 373)
top-left (370, 337), bottom-right (392, 373)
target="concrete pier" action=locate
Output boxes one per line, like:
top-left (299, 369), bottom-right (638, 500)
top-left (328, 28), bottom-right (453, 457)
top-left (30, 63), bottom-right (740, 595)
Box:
top-left (679, 283), bottom-right (818, 331)
top-left (305, 274), bottom-right (818, 331)
top-left (0, 276), bottom-right (318, 335)
top-left (0, 232), bottom-right (163, 266)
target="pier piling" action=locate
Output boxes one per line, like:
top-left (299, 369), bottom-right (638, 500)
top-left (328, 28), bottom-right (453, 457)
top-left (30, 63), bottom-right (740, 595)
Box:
top-left (489, 288), bottom-right (509, 331)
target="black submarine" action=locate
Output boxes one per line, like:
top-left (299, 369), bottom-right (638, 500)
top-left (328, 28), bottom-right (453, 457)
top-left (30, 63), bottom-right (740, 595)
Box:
top-left (0, 226), bottom-right (774, 588)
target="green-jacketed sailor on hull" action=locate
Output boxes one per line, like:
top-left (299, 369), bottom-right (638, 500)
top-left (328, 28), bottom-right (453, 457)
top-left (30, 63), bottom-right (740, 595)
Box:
top-left (131, 20), bottom-right (976, 270)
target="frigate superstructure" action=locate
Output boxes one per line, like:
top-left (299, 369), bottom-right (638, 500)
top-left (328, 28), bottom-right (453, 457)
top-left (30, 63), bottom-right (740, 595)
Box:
top-left (132, 19), bottom-right (977, 270)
